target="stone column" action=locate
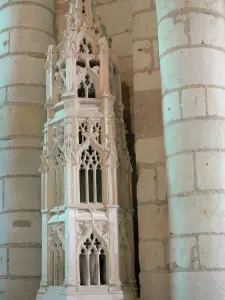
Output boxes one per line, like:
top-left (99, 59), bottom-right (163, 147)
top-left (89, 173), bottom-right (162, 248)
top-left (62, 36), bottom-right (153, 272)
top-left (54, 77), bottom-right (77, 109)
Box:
top-left (156, 1), bottom-right (225, 299)
top-left (0, 1), bottom-right (54, 299)
top-left (132, 1), bottom-right (169, 299)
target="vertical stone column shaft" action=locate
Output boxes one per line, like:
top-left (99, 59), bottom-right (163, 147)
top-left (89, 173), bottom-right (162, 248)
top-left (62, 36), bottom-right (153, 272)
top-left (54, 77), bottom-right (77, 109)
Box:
top-left (156, 1), bottom-right (225, 299)
top-left (132, 0), bottom-right (169, 299)
top-left (0, 1), bottom-right (54, 299)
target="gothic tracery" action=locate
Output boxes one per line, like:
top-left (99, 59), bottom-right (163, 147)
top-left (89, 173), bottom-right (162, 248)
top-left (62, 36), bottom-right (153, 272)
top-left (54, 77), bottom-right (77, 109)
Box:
top-left (38, 0), bottom-right (136, 299)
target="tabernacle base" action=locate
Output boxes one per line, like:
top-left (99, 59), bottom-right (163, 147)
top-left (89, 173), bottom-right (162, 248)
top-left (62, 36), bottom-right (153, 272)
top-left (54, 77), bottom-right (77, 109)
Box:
top-left (37, 284), bottom-right (137, 300)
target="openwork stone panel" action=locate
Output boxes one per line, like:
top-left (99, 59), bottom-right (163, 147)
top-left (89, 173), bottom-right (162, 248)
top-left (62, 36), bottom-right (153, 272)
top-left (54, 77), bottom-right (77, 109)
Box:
top-left (79, 233), bottom-right (107, 285)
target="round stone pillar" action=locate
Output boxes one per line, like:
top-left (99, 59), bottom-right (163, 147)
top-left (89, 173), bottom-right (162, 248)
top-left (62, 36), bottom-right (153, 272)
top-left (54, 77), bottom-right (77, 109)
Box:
top-left (0, 1), bottom-right (54, 299)
top-left (156, 1), bottom-right (225, 299)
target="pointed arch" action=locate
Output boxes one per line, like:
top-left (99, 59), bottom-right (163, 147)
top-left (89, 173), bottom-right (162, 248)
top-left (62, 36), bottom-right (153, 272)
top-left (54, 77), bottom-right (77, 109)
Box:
top-left (76, 29), bottom-right (99, 55)
top-left (77, 227), bottom-right (109, 286)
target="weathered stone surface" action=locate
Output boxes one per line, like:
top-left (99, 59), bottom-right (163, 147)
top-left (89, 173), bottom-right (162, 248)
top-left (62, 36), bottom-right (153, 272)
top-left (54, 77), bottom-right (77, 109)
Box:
top-left (137, 168), bottom-right (156, 203)
top-left (157, 0), bottom-right (225, 299)
top-left (133, 90), bottom-right (162, 138)
top-left (0, 2), bottom-right (54, 300)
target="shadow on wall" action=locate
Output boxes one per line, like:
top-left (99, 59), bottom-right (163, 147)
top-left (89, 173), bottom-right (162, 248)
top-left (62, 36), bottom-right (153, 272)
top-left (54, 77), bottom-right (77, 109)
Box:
top-left (121, 81), bottom-right (140, 296)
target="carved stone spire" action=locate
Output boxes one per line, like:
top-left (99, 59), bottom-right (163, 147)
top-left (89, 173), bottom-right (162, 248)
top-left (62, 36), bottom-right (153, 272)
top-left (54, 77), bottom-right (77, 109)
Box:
top-left (37, 0), bottom-right (137, 299)
top-left (65, 0), bottom-right (96, 32)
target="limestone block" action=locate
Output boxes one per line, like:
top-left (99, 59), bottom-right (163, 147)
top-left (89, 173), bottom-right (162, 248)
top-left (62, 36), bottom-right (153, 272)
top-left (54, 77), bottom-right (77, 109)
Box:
top-left (189, 0), bottom-right (225, 13)
top-left (165, 239), bottom-right (169, 267)
top-left (157, 0), bottom-right (225, 21)
top-left (120, 56), bottom-right (133, 86)
top-left (169, 194), bottom-right (225, 234)
top-left (0, 105), bottom-right (45, 138)
top-left (0, 149), bottom-right (41, 177)
top-left (158, 15), bottom-right (189, 55)
top-left (96, 0), bottom-right (112, 3)
top-left (15, 0), bottom-right (55, 10)
top-left (171, 271), bottom-right (225, 300)
top-left (96, 0), bottom-right (132, 35)
top-left (164, 119), bottom-right (225, 155)
top-left (163, 91), bottom-right (180, 125)
top-left (152, 39), bottom-right (159, 68)
top-left (0, 88), bottom-right (6, 105)
top-left (199, 235), bottom-right (225, 269)
top-left (0, 31), bottom-right (9, 56)
top-left (0, 212), bottom-right (41, 244)
top-left (9, 248), bottom-right (41, 276)
top-left (0, 248), bottom-right (7, 276)
top-left (7, 85), bottom-right (46, 105)
top-left (0, 56), bottom-right (46, 87)
top-left (111, 32), bottom-right (132, 57)
top-left (10, 28), bottom-right (55, 54)
top-left (134, 69), bottom-right (161, 91)
top-left (120, 54), bottom-right (133, 71)
top-left (133, 11), bottom-right (157, 39)
top-left (167, 152), bottom-right (194, 195)
top-left (160, 48), bottom-right (225, 93)
top-left (157, 166), bottom-right (167, 201)
top-left (4, 177), bottom-right (40, 211)
top-left (137, 168), bottom-right (156, 203)
top-left (189, 13), bottom-right (225, 49)
top-left (196, 151), bottom-right (225, 190)
top-left (138, 203), bottom-right (168, 239)
top-left (0, 136), bottom-right (42, 149)
top-left (140, 272), bottom-right (170, 300)
top-left (134, 89), bottom-right (162, 138)
top-left (170, 237), bottom-right (196, 270)
top-left (0, 180), bottom-right (3, 211)
top-left (0, 278), bottom-right (40, 300)
top-left (120, 65), bottom-right (133, 85)
top-left (181, 88), bottom-right (206, 118)
top-left (0, 5), bottom-right (54, 35)
top-left (56, 14), bottom-right (66, 42)
top-left (136, 137), bottom-right (165, 164)
top-left (133, 40), bottom-right (152, 71)
top-left (139, 240), bottom-right (165, 271)
top-left (132, 0), bottom-right (151, 13)
top-left (190, 0), bottom-right (225, 14)
top-left (156, 0), bottom-right (184, 20)
top-left (207, 88), bottom-right (225, 118)
top-left (55, 0), bottom-right (68, 41)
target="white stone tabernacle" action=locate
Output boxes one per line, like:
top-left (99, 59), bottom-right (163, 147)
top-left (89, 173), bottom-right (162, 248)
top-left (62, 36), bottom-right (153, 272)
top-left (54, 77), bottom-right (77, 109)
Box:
top-left (36, 0), bottom-right (137, 299)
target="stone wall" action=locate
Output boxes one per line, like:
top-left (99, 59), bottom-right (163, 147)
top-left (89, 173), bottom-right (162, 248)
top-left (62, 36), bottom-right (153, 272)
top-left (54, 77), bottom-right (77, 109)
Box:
top-left (132, 1), bottom-right (169, 299)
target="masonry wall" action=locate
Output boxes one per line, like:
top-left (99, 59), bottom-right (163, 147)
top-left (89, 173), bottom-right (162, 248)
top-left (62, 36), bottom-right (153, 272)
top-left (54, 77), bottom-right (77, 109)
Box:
top-left (132, 1), bottom-right (169, 299)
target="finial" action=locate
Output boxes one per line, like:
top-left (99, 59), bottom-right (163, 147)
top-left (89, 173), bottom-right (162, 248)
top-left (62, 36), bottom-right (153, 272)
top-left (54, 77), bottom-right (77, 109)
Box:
top-left (91, 0), bottom-right (96, 17)
top-left (100, 23), bottom-right (107, 37)
top-left (69, 1), bottom-right (75, 13)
